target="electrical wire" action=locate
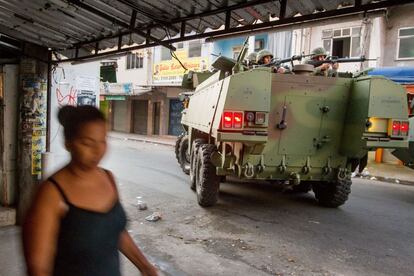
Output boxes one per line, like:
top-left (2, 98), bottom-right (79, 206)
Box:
top-left (163, 27), bottom-right (188, 71)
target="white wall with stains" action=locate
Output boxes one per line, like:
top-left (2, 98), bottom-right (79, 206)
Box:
top-left (48, 61), bottom-right (100, 175)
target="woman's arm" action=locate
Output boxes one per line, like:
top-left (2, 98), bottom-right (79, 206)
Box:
top-left (22, 182), bottom-right (63, 276)
top-left (119, 230), bottom-right (158, 276)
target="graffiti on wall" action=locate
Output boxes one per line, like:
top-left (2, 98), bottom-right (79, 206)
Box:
top-left (53, 68), bottom-right (98, 107)
top-left (56, 85), bottom-right (77, 106)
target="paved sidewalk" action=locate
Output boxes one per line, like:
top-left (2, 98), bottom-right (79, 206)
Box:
top-left (108, 132), bottom-right (176, 147)
top-left (360, 161), bottom-right (414, 185)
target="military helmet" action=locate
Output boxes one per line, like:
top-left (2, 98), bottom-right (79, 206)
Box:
top-left (311, 47), bottom-right (327, 58)
top-left (246, 52), bottom-right (257, 63)
top-left (256, 49), bottom-right (273, 64)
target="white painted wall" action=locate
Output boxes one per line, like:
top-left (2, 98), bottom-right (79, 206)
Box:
top-left (49, 61), bottom-right (100, 174)
top-left (292, 19), bottom-right (382, 73)
top-left (115, 49), bottom-right (152, 87)
top-left (367, 17), bottom-right (382, 68)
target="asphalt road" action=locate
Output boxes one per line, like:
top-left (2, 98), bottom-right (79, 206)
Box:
top-left (102, 138), bottom-right (414, 276)
top-left (1, 138), bottom-right (413, 276)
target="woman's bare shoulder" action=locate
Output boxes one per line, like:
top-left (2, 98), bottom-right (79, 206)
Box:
top-left (35, 168), bottom-right (70, 206)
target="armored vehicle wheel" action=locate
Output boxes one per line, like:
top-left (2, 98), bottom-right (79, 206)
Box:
top-left (195, 144), bottom-right (220, 207)
top-left (312, 178), bottom-right (352, 207)
top-left (190, 138), bottom-right (206, 190)
top-left (175, 133), bottom-right (185, 163)
top-left (178, 135), bottom-right (190, 175)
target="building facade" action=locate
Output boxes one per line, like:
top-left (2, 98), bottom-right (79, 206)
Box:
top-left (292, 4), bottom-right (414, 70)
top-left (101, 38), bottom-right (215, 136)
top-left (101, 5), bottom-right (414, 140)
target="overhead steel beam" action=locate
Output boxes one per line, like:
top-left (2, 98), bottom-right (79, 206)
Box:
top-left (180, 21), bottom-right (186, 38)
top-left (279, 0), bottom-right (287, 19)
top-left (72, 0), bottom-right (276, 48)
top-left (116, 0), bottom-right (179, 32)
top-left (129, 10), bottom-right (137, 28)
top-left (59, 0), bottom-right (414, 63)
top-left (225, 10), bottom-right (231, 30)
top-left (66, 0), bottom-right (176, 51)
top-left (72, 0), bottom-right (413, 53)
top-left (168, 0), bottom-right (276, 24)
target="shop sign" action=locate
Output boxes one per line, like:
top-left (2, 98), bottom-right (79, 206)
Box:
top-left (101, 82), bottom-right (133, 94)
top-left (153, 49), bottom-right (208, 84)
top-left (105, 95), bottom-right (126, 101)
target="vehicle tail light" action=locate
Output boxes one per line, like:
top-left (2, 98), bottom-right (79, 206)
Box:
top-left (233, 112), bottom-right (243, 128)
top-left (223, 112), bottom-right (233, 128)
top-left (400, 121), bottom-right (409, 136)
top-left (392, 121), bottom-right (401, 136)
top-left (255, 112), bottom-right (266, 125)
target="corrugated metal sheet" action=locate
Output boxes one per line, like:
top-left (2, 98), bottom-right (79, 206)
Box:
top-left (0, 0), bottom-right (408, 53)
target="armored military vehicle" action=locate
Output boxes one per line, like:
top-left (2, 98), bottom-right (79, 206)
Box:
top-left (175, 42), bottom-right (410, 208)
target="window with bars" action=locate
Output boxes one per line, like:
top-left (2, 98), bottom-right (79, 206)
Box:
top-left (161, 47), bottom-right (171, 61)
top-left (322, 27), bottom-right (362, 58)
top-left (126, 52), bottom-right (144, 69)
top-left (188, 40), bottom-right (202, 57)
top-left (397, 27), bottom-right (414, 59)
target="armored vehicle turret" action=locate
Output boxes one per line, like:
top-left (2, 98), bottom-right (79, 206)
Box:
top-left (175, 42), bottom-right (410, 208)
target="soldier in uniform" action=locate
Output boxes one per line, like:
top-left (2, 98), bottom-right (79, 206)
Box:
top-left (245, 52), bottom-right (257, 68)
top-left (305, 47), bottom-right (338, 76)
top-left (256, 49), bottom-right (287, 73)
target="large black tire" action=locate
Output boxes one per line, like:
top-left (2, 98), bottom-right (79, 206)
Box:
top-left (195, 144), bottom-right (220, 207)
top-left (312, 178), bottom-right (352, 207)
top-left (175, 133), bottom-right (185, 163)
top-left (190, 138), bottom-right (205, 190)
top-left (178, 136), bottom-right (190, 175)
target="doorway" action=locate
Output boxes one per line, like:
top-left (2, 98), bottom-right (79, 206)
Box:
top-left (153, 102), bottom-right (161, 135)
top-left (168, 99), bottom-right (184, 136)
top-left (133, 100), bottom-right (148, 134)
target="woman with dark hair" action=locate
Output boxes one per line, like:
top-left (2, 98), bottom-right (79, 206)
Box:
top-left (23, 105), bottom-right (158, 276)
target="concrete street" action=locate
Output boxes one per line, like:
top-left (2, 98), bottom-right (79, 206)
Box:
top-left (1, 138), bottom-right (414, 276)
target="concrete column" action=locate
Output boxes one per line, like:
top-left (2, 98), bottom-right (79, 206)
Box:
top-left (0, 65), bottom-right (19, 207)
top-left (17, 57), bottom-right (48, 223)
top-left (147, 99), bottom-right (154, 135)
top-left (127, 97), bottom-right (133, 133)
top-left (160, 95), bottom-right (169, 135)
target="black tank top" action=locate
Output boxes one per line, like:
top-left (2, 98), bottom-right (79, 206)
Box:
top-left (49, 171), bottom-right (127, 276)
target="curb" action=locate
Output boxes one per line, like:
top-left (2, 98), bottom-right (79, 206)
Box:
top-left (353, 174), bottom-right (414, 186)
top-left (108, 135), bottom-right (175, 147)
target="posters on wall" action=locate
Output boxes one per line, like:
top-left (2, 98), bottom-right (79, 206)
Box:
top-left (75, 76), bottom-right (98, 106)
top-left (21, 77), bottom-right (47, 176)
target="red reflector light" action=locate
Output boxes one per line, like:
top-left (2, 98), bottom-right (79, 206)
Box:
top-left (233, 112), bottom-right (243, 128)
top-left (401, 121), bottom-right (409, 135)
top-left (392, 121), bottom-right (401, 136)
top-left (223, 112), bottom-right (233, 128)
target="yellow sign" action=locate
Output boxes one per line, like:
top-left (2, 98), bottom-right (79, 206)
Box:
top-left (153, 50), bottom-right (208, 83)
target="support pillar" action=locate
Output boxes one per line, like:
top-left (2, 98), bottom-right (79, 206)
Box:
top-left (17, 57), bottom-right (48, 223)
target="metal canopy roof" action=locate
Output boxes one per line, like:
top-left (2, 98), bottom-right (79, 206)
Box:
top-left (0, 0), bottom-right (413, 61)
